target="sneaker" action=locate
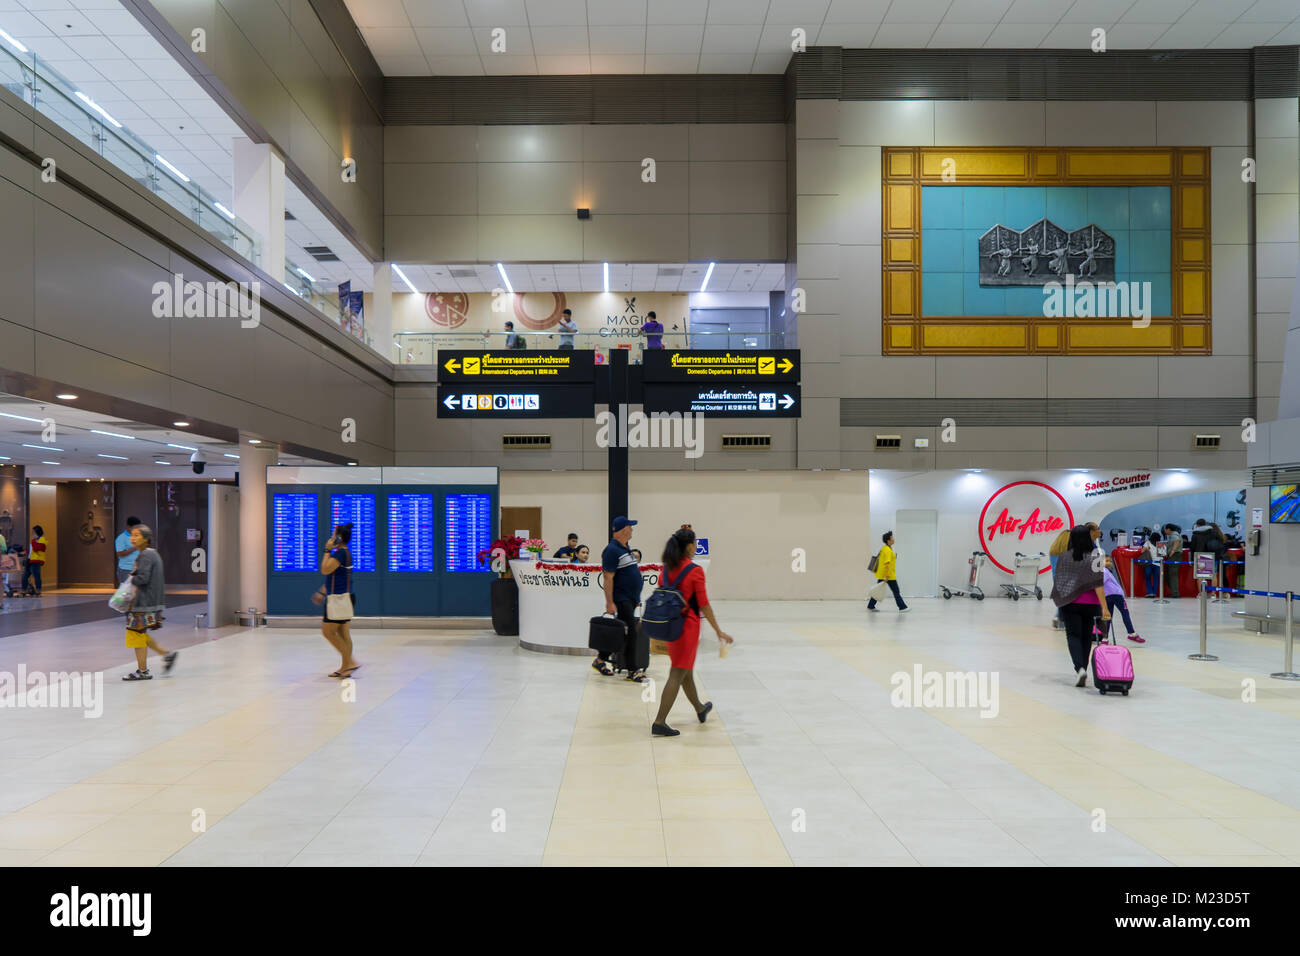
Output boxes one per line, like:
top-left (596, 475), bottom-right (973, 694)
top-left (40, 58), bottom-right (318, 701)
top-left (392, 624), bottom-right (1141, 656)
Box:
top-left (867, 605), bottom-right (879, 612)
top-left (163, 651), bottom-right (178, 673)
top-left (1127, 634), bottom-right (1146, 644)
top-left (1075, 668), bottom-right (1087, 687)
top-left (123, 669), bottom-right (152, 681)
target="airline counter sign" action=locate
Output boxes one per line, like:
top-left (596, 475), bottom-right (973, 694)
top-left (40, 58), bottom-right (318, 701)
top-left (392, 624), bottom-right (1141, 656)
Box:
top-left (642, 349), bottom-right (800, 383)
top-left (643, 383), bottom-right (801, 418)
top-left (978, 480), bottom-right (1075, 576)
top-left (438, 350), bottom-right (595, 382)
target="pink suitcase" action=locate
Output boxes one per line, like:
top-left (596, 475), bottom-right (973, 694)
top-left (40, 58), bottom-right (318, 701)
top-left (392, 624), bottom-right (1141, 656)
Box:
top-left (1091, 623), bottom-right (1134, 696)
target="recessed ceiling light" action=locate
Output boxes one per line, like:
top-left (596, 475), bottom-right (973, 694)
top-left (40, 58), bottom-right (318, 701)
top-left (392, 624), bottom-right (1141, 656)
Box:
top-left (91, 429), bottom-right (134, 440)
top-left (154, 460), bottom-right (169, 465)
top-left (224, 454), bottom-right (240, 459)
top-left (173, 421), bottom-right (190, 427)
top-left (97, 454), bottom-right (128, 460)
top-left (56, 393), bottom-right (77, 400)
top-left (1, 412), bottom-right (45, 424)
top-left (40, 461), bottom-right (58, 465)
top-left (167, 443), bottom-right (197, 451)
top-left (30, 480), bottom-right (38, 484)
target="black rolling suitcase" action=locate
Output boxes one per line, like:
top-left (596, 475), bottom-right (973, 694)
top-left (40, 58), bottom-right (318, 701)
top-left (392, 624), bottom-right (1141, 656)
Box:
top-left (613, 618), bottom-right (648, 674)
top-left (588, 613), bottom-right (626, 655)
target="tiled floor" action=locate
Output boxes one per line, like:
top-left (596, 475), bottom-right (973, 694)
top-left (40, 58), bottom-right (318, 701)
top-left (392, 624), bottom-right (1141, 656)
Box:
top-left (0, 594), bottom-right (1298, 866)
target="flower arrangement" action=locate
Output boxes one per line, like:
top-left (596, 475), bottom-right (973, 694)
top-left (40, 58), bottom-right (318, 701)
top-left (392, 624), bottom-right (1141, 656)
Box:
top-left (522, 538), bottom-right (546, 558)
top-left (477, 535), bottom-right (524, 577)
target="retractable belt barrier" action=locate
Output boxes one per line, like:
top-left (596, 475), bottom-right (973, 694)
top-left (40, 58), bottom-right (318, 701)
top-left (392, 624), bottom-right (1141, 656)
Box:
top-left (1193, 583), bottom-right (1300, 680)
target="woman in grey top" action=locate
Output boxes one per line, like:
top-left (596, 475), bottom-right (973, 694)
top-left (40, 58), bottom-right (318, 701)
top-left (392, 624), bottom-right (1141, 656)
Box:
top-left (1049, 524), bottom-right (1110, 687)
top-left (122, 524), bottom-right (177, 681)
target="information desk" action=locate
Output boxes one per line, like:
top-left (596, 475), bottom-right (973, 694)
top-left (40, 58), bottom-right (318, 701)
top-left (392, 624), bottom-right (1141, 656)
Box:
top-left (513, 558), bottom-right (711, 655)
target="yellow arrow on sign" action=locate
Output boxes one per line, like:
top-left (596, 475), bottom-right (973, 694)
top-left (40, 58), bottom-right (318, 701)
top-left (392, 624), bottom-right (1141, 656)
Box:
top-left (778, 358), bottom-right (794, 373)
top-left (444, 358), bottom-right (461, 373)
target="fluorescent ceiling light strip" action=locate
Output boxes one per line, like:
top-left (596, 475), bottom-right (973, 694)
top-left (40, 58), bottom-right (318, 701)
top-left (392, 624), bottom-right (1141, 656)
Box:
top-left (391, 264), bottom-right (418, 294)
top-left (0, 456), bottom-right (9, 460)
top-left (603, 262), bottom-right (609, 293)
top-left (213, 202), bottom-right (235, 220)
top-left (700, 262), bottom-right (715, 292)
top-left (74, 91), bottom-right (121, 128)
top-left (0, 411), bottom-right (44, 423)
top-left (154, 460), bottom-right (169, 465)
top-left (154, 154), bottom-right (190, 183)
top-left (496, 263), bottom-right (513, 294)
top-left (0, 29), bottom-right (28, 54)
top-left (295, 267), bottom-right (315, 282)
top-left (97, 454), bottom-right (128, 460)
top-left (167, 443), bottom-right (197, 451)
top-left (41, 461), bottom-right (59, 465)
top-left (90, 429), bottom-right (135, 440)
top-left (23, 443), bottom-right (61, 451)
top-left (224, 453), bottom-right (240, 459)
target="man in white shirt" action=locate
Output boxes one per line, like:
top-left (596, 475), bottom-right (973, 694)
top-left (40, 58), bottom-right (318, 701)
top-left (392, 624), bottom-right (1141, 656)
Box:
top-left (557, 308), bottom-right (577, 350)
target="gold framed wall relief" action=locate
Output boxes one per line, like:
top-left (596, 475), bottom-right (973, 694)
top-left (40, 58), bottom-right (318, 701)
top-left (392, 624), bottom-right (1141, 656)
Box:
top-left (881, 147), bottom-right (1210, 356)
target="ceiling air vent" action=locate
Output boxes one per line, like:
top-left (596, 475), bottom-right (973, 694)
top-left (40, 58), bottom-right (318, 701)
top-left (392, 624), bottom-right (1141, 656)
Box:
top-left (1194, 434), bottom-right (1221, 449)
top-left (502, 434), bottom-right (551, 450)
top-left (658, 267), bottom-right (683, 277)
top-left (722, 434), bottom-right (771, 449)
top-left (449, 267), bottom-right (477, 278)
top-left (301, 245), bottom-right (340, 262)
top-left (875, 434), bottom-right (902, 449)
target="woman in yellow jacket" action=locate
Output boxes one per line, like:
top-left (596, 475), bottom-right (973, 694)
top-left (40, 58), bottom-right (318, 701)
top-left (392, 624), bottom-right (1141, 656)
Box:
top-left (868, 531), bottom-right (908, 612)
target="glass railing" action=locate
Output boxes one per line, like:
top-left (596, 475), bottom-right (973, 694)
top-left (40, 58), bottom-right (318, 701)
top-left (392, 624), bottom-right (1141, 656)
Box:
top-left (283, 261), bottom-right (372, 348)
top-left (0, 39), bottom-right (261, 264)
top-left (392, 329), bottom-right (787, 365)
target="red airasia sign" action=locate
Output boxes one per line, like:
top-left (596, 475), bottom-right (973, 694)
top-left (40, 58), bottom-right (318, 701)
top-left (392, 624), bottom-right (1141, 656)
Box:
top-left (978, 480), bottom-right (1075, 575)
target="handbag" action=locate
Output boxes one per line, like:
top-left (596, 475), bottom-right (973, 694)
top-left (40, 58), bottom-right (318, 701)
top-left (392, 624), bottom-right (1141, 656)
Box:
top-left (868, 552), bottom-right (879, 573)
top-left (323, 561), bottom-right (354, 621)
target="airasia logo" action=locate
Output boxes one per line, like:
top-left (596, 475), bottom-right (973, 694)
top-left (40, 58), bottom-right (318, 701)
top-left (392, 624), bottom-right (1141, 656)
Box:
top-left (978, 481), bottom-right (1074, 575)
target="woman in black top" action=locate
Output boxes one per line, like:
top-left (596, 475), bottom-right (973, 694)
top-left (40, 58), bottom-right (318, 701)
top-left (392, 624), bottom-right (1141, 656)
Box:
top-left (317, 523), bottom-right (359, 678)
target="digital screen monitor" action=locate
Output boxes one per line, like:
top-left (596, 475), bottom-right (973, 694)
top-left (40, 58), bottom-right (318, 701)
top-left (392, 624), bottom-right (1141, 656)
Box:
top-left (329, 494), bottom-right (375, 571)
top-left (272, 493), bottom-right (318, 572)
top-left (388, 493), bottom-right (434, 573)
top-left (1270, 484), bottom-right (1300, 523)
top-left (445, 493), bottom-right (492, 573)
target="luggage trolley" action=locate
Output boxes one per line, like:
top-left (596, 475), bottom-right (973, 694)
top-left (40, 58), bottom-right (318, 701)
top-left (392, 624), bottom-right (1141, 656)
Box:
top-left (942, 550), bottom-right (987, 601)
top-left (1001, 551), bottom-right (1046, 601)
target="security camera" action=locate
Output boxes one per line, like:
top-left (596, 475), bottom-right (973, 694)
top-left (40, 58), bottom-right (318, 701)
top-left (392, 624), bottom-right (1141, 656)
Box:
top-left (190, 449), bottom-right (209, 474)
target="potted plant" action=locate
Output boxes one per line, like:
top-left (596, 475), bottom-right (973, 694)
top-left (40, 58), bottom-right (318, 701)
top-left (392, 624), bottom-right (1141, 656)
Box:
top-left (478, 535), bottom-right (524, 636)
top-left (521, 538), bottom-right (546, 563)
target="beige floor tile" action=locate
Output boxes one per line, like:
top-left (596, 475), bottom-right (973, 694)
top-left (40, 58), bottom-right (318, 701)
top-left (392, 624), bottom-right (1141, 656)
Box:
top-left (59, 813), bottom-right (201, 855)
top-left (546, 820), bottom-right (664, 856)
top-left (543, 855), bottom-right (667, 866)
top-left (658, 790), bottom-right (771, 821)
top-left (650, 744), bottom-right (744, 768)
top-left (1117, 765), bottom-right (1231, 790)
top-left (0, 813), bottom-right (116, 851)
top-left (1116, 818), bottom-right (1273, 856)
top-left (21, 783), bottom-right (163, 816)
top-left (145, 786), bottom-right (259, 817)
top-left (0, 848), bottom-right (51, 865)
top-left (1054, 786), bottom-right (1203, 820)
top-left (1163, 854), bottom-right (1290, 867)
top-left (655, 765), bottom-right (757, 792)
top-left (552, 788), bottom-right (662, 822)
top-left (560, 763), bottom-right (658, 790)
top-left (175, 760), bottom-right (293, 791)
top-left (662, 819), bottom-right (789, 861)
top-left (668, 856), bottom-right (794, 867)
top-left (1214, 818), bottom-right (1300, 855)
top-left (84, 761), bottom-right (213, 786)
top-left (35, 848), bottom-right (175, 867)
top-left (564, 743), bottom-right (655, 767)
top-left (1028, 764), bottom-right (1135, 790)
top-left (1161, 787), bottom-right (1300, 819)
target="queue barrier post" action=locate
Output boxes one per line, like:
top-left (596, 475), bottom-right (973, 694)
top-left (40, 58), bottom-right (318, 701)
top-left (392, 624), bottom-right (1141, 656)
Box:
top-left (1211, 557), bottom-right (1230, 604)
top-left (1271, 590), bottom-right (1300, 681)
top-left (1189, 579), bottom-right (1219, 662)
top-left (1154, 557), bottom-right (1170, 604)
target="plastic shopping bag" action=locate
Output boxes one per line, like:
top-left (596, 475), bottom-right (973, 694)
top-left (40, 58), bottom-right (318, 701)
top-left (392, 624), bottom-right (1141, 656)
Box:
top-left (108, 580), bottom-right (135, 613)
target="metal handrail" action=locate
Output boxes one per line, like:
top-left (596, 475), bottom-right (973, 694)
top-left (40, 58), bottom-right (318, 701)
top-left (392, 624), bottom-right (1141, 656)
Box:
top-left (0, 40), bottom-right (261, 265)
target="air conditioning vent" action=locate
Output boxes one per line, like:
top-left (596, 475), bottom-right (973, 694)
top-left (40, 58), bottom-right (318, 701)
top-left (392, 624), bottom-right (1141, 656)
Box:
top-left (875, 434), bottom-right (902, 449)
top-left (722, 434), bottom-right (771, 449)
top-left (1194, 434), bottom-right (1221, 449)
top-left (502, 434), bottom-right (551, 449)
top-left (449, 267), bottom-right (477, 278)
top-left (657, 267), bottom-right (683, 277)
top-left (301, 245), bottom-right (340, 262)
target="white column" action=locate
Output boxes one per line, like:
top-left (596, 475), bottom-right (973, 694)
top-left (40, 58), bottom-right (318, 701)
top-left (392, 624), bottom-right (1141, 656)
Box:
top-left (232, 138), bottom-right (286, 280)
top-left (372, 262), bottom-right (394, 359)
top-left (237, 439), bottom-right (279, 614)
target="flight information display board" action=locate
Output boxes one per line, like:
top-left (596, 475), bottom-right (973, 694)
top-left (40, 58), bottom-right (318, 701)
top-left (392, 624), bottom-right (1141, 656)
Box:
top-left (272, 493), bottom-right (318, 572)
top-left (445, 493), bottom-right (492, 572)
top-left (329, 494), bottom-right (375, 572)
top-left (388, 493), bottom-right (434, 572)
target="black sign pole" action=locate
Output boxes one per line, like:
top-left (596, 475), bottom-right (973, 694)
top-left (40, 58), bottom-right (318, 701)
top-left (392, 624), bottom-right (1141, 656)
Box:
top-left (608, 348), bottom-right (629, 534)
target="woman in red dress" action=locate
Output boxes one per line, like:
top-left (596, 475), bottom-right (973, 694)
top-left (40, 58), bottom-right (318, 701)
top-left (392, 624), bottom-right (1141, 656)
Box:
top-left (651, 528), bottom-right (734, 737)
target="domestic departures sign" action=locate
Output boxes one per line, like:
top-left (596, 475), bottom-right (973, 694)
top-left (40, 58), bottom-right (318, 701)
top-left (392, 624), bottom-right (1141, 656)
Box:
top-left (438, 350), bottom-right (595, 382)
top-left (641, 349), bottom-right (800, 383)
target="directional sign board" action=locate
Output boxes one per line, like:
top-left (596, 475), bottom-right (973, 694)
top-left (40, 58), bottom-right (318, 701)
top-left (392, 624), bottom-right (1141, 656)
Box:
top-left (641, 349), bottom-right (800, 383)
top-left (642, 383), bottom-right (801, 418)
top-left (438, 350), bottom-right (594, 382)
top-left (436, 384), bottom-right (595, 419)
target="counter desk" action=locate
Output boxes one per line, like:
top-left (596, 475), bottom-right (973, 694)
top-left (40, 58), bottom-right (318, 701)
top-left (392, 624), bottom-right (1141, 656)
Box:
top-left (511, 557), bottom-right (711, 654)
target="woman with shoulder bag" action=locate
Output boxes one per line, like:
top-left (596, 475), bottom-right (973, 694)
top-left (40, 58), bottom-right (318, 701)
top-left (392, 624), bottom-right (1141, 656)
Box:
top-left (316, 522), bottom-right (359, 678)
top-left (1050, 524), bottom-right (1110, 687)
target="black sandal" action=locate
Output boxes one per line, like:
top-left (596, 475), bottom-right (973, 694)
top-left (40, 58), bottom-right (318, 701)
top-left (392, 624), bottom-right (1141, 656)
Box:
top-left (626, 669), bottom-right (648, 683)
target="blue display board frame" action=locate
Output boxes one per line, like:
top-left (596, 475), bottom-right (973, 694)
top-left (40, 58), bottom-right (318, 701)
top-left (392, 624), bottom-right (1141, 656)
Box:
top-left (266, 480), bottom-right (498, 617)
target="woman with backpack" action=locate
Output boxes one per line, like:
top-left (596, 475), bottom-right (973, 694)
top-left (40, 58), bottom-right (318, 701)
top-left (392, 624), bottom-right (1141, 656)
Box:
top-left (650, 527), bottom-right (733, 738)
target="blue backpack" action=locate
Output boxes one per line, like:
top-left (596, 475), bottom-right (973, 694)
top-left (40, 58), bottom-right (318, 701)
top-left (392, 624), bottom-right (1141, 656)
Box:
top-left (641, 562), bottom-right (698, 642)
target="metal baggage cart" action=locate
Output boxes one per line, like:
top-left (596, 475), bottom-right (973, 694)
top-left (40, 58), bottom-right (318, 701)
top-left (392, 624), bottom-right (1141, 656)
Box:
top-left (942, 550), bottom-right (987, 601)
top-left (1001, 551), bottom-right (1046, 601)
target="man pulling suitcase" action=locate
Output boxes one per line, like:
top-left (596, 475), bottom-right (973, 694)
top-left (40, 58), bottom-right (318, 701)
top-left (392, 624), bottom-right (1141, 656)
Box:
top-left (591, 515), bottom-right (648, 682)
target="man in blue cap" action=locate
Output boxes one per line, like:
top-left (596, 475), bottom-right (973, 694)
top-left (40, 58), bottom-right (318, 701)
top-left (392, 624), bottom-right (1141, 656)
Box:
top-left (598, 515), bottom-right (646, 681)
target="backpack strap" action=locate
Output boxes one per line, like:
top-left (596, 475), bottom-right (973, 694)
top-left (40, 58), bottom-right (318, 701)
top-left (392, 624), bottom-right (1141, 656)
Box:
top-left (667, 561), bottom-right (696, 590)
